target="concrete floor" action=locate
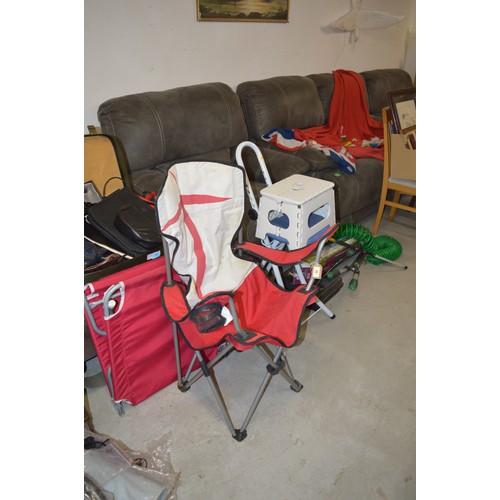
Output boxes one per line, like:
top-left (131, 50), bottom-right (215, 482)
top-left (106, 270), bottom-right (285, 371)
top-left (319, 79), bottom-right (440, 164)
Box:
top-left (85, 209), bottom-right (416, 500)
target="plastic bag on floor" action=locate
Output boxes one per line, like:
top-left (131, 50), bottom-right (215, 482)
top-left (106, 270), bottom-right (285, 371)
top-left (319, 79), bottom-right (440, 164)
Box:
top-left (84, 428), bottom-right (179, 500)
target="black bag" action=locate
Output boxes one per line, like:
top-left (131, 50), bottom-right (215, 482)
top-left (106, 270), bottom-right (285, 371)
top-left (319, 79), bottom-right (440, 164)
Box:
top-left (86, 188), bottom-right (161, 257)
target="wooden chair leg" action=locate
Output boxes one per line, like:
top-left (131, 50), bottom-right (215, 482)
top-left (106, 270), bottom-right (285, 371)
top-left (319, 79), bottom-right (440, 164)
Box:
top-left (373, 188), bottom-right (388, 235)
top-left (388, 191), bottom-right (401, 221)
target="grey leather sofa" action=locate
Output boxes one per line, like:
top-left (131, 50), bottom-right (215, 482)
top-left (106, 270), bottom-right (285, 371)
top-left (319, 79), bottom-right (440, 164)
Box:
top-left (97, 68), bottom-right (413, 225)
top-left (237, 69), bottom-right (413, 223)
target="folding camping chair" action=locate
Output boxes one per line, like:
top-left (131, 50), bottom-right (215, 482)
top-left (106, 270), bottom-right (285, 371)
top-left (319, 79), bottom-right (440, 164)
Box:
top-left (156, 160), bottom-right (338, 441)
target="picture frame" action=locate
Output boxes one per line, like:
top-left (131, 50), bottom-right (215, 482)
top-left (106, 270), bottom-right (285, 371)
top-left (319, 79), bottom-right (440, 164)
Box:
top-left (387, 88), bottom-right (416, 134)
top-left (197, 0), bottom-right (289, 23)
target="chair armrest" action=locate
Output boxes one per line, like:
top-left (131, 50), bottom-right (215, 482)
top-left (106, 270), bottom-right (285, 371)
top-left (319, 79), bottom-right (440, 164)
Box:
top-left (234, 224), bottom-right (339, 265)
top-left (162, 285), bottom-right (250, 339)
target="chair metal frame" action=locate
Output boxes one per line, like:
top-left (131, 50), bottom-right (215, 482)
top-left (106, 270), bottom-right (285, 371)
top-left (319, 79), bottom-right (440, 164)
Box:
top-left (157, 160), bottom-right (337, 441)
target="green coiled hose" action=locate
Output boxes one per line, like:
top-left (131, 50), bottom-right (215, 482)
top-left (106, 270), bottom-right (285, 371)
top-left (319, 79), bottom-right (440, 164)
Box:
top-left (334, 224), bottom-right (403, 265)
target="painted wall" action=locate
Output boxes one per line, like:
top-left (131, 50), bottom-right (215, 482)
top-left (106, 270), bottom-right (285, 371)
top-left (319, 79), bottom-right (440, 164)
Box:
top-left (85, 0), bottom-right (416, 131)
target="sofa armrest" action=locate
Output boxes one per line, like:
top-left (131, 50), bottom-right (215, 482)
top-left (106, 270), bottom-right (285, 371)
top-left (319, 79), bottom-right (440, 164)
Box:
top-left (359, 69), bottom-right (414, 117)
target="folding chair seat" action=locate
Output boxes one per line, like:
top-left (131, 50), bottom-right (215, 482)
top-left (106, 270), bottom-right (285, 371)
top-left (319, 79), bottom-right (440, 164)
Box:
top-left (156, 160), bottom-right (338, 441)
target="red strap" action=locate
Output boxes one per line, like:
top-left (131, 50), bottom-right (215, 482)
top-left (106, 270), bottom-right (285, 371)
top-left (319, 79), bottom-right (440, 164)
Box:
top-left (139, 192), bottom-right (158, 207)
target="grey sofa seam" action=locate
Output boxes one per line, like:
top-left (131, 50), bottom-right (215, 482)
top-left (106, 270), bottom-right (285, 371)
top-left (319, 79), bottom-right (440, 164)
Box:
top-left (138, 94), bottom-right (167, 163)
top-left (100, 110), bottom-right (117, 137)
top-left (271, 80), bottom-right (291, 126)
top-left (210, 83), bottom-right (234, 139)
top-left (237, 86), bottom-right (260, 138)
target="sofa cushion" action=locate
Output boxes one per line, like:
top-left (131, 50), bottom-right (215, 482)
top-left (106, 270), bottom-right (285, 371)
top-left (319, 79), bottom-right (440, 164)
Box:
top-left (98, 82), bottom-right (248, 174)
top-left (312, 157), bottom-right (383, 224)
top-left (131, 148), bottom-right (232, 195)
top-left (286, 146), bottom-right (335, 172)
top-left (245, 142), bottom-right (311, 183)
top-left (237, 76), bottom-right (324, 139)
top-left (359, 69), bottom-right (414, 119)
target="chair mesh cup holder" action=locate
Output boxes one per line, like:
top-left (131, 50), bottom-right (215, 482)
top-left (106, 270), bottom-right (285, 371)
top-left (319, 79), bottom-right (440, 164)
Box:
top-left (188, 302), bottom-right (226, 333)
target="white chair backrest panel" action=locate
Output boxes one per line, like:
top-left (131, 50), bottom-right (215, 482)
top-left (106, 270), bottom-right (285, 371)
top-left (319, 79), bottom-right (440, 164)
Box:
top-left (157, 161), bottom-right (255, 306)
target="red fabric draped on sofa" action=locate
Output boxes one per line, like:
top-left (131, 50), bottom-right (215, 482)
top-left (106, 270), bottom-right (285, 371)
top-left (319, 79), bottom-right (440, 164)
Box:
top-left (294, 69), bottom-right (384, 161)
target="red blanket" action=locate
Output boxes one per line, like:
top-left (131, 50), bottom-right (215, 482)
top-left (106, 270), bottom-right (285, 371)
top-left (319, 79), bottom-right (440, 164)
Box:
top-left (294, 69), bottom-right (384, 161)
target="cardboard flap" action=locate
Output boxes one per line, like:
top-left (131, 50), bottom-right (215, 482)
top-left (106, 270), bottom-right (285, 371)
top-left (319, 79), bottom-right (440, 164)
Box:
top-left (390, 133), bottom-right (416, 181)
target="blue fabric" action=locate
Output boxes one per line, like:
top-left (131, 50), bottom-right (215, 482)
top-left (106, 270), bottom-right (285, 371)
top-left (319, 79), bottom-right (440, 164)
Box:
top-left (262, 128), bottom-right (295, 140)
top-left (328, 151), bottom-right (356, 174)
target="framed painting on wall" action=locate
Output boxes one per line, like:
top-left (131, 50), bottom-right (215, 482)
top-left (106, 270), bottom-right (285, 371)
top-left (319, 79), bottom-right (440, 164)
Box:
top-left (197, 0), bottom-right (289, 22)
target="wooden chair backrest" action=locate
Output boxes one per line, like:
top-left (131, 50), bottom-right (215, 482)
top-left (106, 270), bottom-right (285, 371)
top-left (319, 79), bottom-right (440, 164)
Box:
top-left (84, 134), bottom-right (130, 197)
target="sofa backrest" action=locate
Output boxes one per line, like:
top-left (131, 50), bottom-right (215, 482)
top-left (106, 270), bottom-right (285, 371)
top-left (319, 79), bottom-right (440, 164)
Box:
top-left (305, 73), bottom-right (334, 124)
top-left (236, 76), bottom-right (324, 140)
top-left (360, 69), bottom-right (414, 119)
top-left (98, 82), bottom-right (248, 173)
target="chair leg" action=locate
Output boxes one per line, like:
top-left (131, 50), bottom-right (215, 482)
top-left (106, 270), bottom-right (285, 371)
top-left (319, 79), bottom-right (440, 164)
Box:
top-left (257, 345), bottom-right (303, 391)
top-left (192, 344), bottom-right (302, 441)
top-left (239, 364), bottom-right (275, 436)
top-left (172, 324), bottom-right (185, 386)
top-left (178, 342), bottom-right (234, 392)
top-left (240, 346), bottom-right (302, 434)
top-left (281, 350), bottom-right (303, 392)
top-left (373, 187), bottom-right (388, 235)
top-left (388, 191), bottom-right (401, 221)
top-left (194, 351), bottom-right (244, 440)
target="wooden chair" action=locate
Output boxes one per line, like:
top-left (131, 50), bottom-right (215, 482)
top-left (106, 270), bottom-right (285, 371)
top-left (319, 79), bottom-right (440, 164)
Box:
top-left (372, 107), bottom-right (416, 235)
top-left (84, 133), bottom-right (132, 197)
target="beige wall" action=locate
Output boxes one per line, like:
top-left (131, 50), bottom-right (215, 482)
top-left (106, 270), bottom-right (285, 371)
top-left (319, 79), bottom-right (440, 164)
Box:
top-left (84, 0), bottom-right (416, 131)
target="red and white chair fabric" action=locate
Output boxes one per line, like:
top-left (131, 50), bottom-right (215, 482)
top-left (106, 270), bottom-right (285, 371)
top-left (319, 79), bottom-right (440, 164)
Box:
top-left (157, 160), bottom-right (338, 440)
